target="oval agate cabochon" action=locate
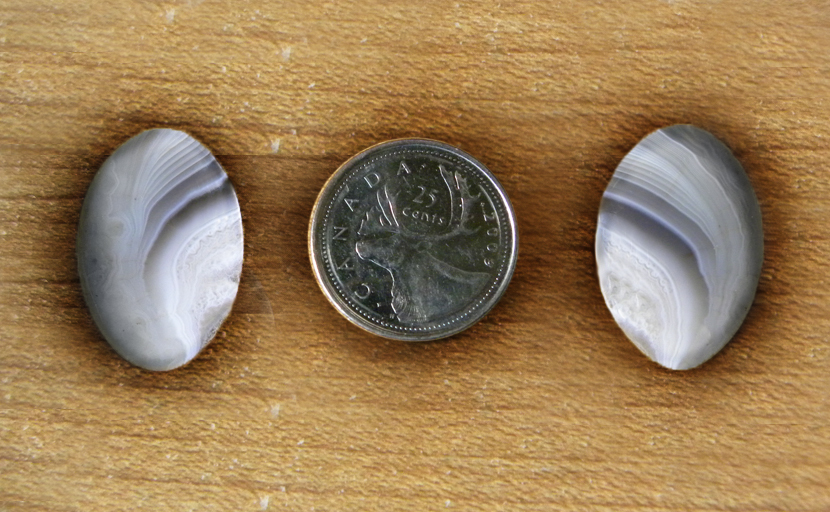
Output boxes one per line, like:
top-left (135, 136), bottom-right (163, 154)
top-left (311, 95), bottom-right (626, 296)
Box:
top-left (596, 125), bottom-right (763, 370)
top-left (77, 129), bottom-right (243, 371)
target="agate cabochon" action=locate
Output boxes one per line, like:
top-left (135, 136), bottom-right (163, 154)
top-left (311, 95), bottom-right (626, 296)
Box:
top-left (77, 129), bottom-right (243, 371)
top-left (596, 125), bottom-right (763, 370)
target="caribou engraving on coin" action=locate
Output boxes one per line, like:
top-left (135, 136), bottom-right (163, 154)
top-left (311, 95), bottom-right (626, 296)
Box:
top-left (355, 163), bottom-right (491, 323)
top-left (309, 139), bottom-right (518, 341)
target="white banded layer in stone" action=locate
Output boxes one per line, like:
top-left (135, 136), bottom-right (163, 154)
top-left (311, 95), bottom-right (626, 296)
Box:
top-left (77, 129), bottom-right (243, 371)
top-left (596, 125), bottom-right (763, 370)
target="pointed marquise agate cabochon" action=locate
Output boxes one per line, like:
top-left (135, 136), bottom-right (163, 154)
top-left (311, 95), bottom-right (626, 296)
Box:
top-left (77, 129), bottom-right (243, 371)
top-left (596, 125), bottom-right (763, 370)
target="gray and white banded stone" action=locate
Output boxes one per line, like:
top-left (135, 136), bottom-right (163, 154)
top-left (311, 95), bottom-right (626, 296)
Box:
top-left (77, 129), bottom-right (243, 371)
top-left (596, 125), bottom-right (763, 370)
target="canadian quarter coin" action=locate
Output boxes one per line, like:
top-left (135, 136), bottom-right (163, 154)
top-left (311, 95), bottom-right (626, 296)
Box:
top-left (309, 139), bottom-right (518, 341)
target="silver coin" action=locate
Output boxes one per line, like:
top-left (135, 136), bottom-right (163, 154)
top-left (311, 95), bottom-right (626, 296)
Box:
top-left (309, 139), bottom-right (518, 341)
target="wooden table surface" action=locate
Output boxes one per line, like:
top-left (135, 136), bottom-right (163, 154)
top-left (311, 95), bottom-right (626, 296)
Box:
top-left (3, 1), bottom-right (830, 510)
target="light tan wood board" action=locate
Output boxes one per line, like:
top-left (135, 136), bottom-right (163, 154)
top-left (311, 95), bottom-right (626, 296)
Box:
top-left (2, 1), bottom-right (830, 510)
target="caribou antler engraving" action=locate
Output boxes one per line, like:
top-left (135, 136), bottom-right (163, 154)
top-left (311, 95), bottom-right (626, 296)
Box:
top-left (360, 164), bottom-right (480, 242)
top-left (355, 164), bottom-right (490, 323)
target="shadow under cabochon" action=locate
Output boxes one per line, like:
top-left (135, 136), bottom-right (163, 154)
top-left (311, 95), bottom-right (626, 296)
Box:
top-left (596, 125), bottom-right (763, 370)
top-left (77, 129), bottom-right (243, 371)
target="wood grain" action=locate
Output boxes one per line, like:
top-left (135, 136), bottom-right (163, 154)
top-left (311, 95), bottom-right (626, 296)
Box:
top-left (2, 1), bottom-right (830, 510)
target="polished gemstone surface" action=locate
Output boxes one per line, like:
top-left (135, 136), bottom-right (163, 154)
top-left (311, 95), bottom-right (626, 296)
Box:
top-left (77, 129), bottom-right (243, 371)
top-left (596, 125), bottom-right (763, 370)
